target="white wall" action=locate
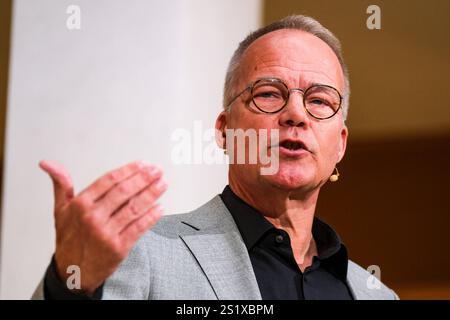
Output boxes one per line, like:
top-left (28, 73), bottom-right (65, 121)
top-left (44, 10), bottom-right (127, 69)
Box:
top-left (0, 0), bottom-right (261, 299)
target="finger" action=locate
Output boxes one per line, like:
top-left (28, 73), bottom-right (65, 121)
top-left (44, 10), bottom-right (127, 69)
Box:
top-left (93, 166), bottom-right (162, 219)
top-left (79, 161), bottom-right (153, 202)
top-left (119, 204), bottom-right (163, 250)
top-left (39, 160), bottom-right (74, 211)
top-left (107, 177), bottom-right (167, 233)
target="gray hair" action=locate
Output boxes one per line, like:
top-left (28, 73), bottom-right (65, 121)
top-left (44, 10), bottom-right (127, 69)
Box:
top-left (223, 15), bottom-right (350, 121)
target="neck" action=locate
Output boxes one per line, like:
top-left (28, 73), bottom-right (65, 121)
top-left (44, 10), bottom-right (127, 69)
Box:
top-left (229, 175), bottom-right (320, 270)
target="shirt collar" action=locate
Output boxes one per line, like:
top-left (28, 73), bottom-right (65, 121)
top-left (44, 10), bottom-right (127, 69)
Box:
top-left (220, 185), bottom-right (274, 250)
top-left (220, 185), bottom-right (348, 277)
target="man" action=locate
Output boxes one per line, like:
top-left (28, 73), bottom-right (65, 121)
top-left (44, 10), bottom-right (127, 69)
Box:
top-left (33, 15), bottom-right (398, 300)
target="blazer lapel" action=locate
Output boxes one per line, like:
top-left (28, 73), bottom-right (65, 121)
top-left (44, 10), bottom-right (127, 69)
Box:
top-left (346, 274), bottom-right (366, 300)
top-left (179, 196), bottom-right (262, 300)
top-left (346, 260), bottom-right (392, 300)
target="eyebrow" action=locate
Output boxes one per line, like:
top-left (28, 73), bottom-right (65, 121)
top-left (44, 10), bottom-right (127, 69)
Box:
top-left (253, 76), bottom-right (329, 88)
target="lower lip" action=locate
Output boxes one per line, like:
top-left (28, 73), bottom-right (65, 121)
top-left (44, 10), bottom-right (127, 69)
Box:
top-left (277, 146), bottom-right (310, 158)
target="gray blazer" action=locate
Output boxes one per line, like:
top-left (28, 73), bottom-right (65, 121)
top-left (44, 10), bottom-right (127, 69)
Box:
top-left (32, 195), bottom-right (399, 300)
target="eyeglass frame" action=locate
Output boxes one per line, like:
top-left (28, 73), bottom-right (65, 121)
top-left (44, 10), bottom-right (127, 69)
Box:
top-left (226, 77), bottom-right (343, 120)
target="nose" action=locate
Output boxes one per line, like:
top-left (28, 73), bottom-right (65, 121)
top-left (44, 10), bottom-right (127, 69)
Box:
top-left (278, 89), bottom-right (310, 128)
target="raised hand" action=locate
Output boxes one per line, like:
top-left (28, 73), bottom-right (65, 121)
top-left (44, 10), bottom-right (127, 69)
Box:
top-left (39, 160), bottom-right (167, 294)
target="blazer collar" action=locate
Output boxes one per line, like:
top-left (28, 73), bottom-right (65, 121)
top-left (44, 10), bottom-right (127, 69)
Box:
top-left (178, 195), bottom-right (262, 300)
top-left (178, 195), bottom-right (380, 300)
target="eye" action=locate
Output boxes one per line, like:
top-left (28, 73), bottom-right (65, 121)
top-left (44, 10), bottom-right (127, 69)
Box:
top-left (307, 97), bottom-right (332, 107)
top-left (305, 86), bottom-right (340, 112)
top-left (254, 91), bottom-right (282, 99)
top-left (253, 84), bottom-right (285, 100)
top-left (310, 99), bottom-right (326, 105)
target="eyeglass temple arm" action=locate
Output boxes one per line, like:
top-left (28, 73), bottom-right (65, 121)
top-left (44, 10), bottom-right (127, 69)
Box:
top-left (226, 85), bottom-right (252, 108)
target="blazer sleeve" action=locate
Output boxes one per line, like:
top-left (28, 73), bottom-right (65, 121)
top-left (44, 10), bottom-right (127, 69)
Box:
top-left (101, 235), bottom-right (151, 300)
top-left (31, 234), bottom-right (151, 300)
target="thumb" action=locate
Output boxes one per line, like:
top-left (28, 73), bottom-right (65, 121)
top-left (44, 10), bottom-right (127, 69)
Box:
top-left (39, 160), bottom-right (74, 210)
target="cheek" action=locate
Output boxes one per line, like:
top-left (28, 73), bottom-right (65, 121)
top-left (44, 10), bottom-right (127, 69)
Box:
top-left (229, 112), bottom-right (279, 148)
top-left (314, 127), bottom-right (342, 165)
top-left (230, 109), bottom-right (275, 130)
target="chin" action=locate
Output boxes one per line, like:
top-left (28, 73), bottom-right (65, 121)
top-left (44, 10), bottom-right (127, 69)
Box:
top-left (262, 162), bottom-right (316, 190)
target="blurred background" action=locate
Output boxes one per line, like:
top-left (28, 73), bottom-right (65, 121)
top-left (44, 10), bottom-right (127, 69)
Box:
top-left (0, 0), bottom-right (449, 299)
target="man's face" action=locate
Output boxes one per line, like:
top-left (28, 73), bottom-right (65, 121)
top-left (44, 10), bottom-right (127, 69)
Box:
top-left (218, 29), bottom-right (348, 193)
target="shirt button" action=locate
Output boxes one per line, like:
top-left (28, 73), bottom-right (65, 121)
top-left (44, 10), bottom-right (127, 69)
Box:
top-left (275, 234), bottom-right (284, 244)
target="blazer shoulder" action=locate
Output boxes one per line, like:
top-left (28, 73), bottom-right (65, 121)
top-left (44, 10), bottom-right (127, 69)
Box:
top-left (144, 194), bottom-right (231, 239)
top-left (347, 260), bottom-right (399, 300)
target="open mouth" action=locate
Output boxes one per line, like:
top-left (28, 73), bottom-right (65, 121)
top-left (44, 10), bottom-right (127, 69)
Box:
top-left (279, 140), bottom-right (307, 151)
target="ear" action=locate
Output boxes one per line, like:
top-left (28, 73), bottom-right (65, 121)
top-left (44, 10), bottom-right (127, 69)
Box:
top-left (215, 111), bottom-right (228, 149)
top-left (337, 125), bottom-right (348, 163)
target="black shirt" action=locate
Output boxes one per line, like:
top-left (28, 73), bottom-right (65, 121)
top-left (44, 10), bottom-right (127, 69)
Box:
top-left (44, 185), bottom-right (353, 300)
top-left (220, 185), bottom-right (353, 300)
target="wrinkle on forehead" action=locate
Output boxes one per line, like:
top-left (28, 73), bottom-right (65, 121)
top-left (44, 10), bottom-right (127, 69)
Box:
top-left (240, 29), bottom-right (344, 91)
top-left (253, 64), bottom-right (338, 88)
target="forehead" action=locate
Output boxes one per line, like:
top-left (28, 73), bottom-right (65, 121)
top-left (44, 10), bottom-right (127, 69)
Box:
top-left (239, 29), bottom-right (344, 90)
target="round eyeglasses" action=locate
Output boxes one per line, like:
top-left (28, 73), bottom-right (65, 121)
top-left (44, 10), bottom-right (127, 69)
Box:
top-left (227, 77), bottom-right (343, 120)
